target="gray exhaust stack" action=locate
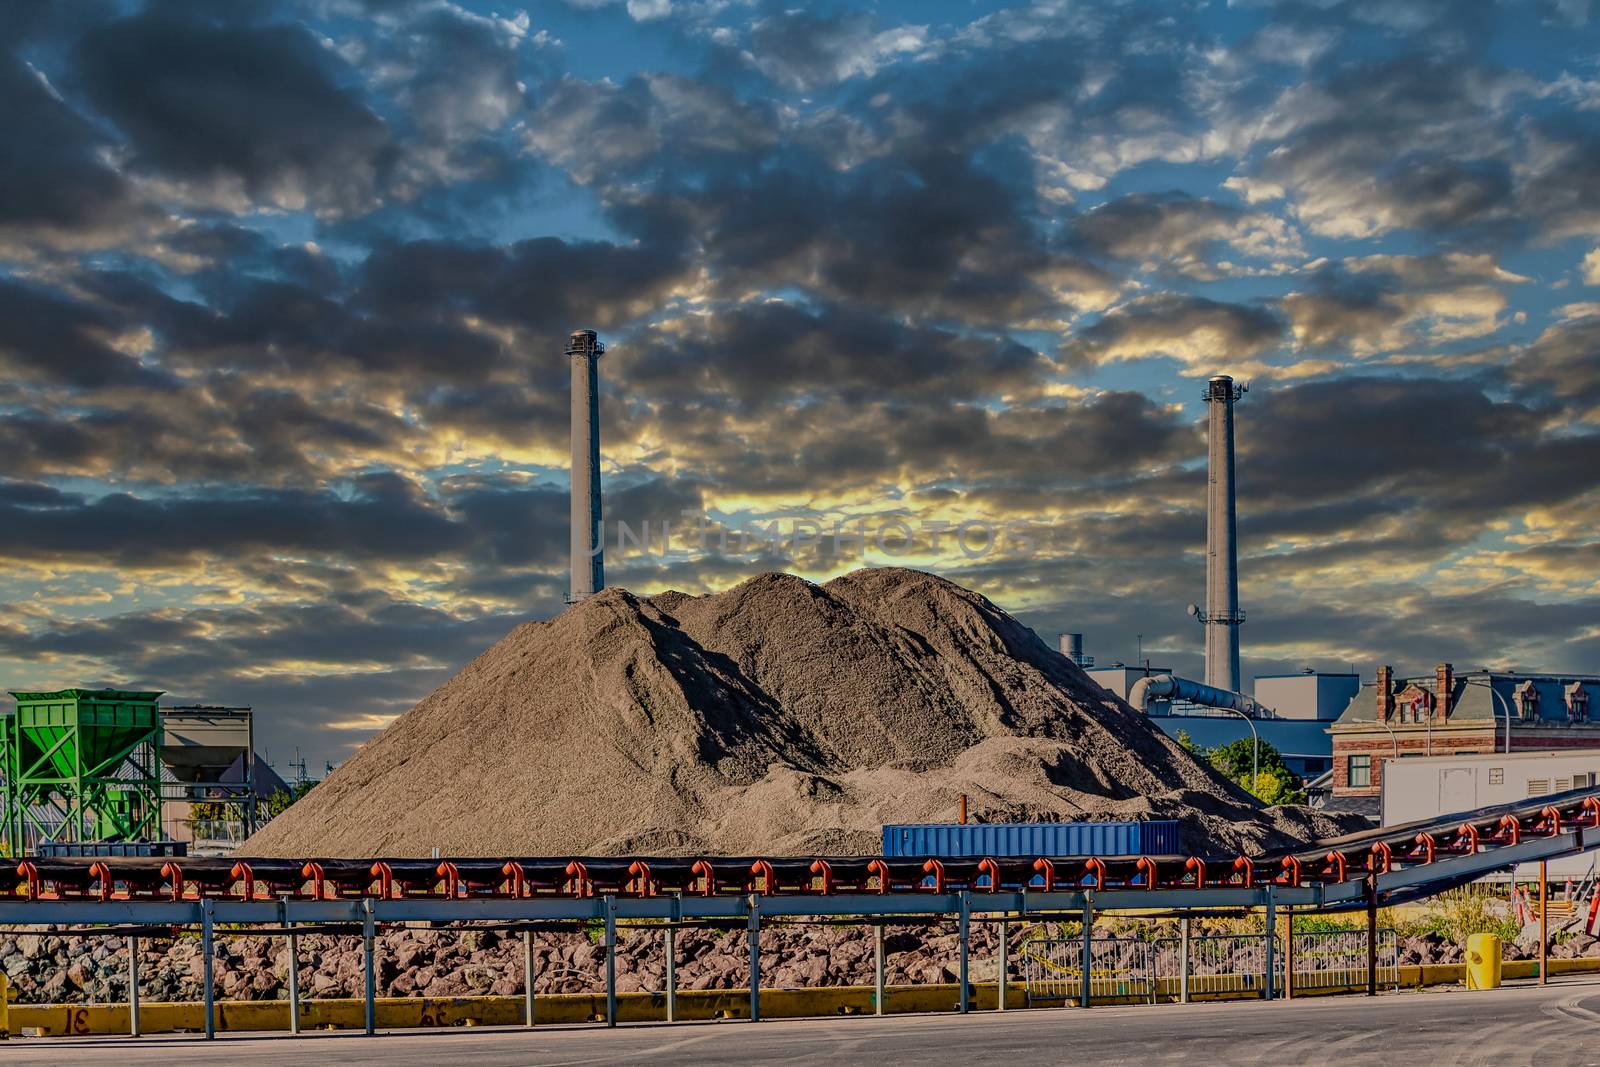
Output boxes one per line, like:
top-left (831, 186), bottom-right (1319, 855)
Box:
top-left (1197, 374), bottom-right (1245, 691)
top-left (1058, 633), bottom-right (1093, 667)
top-left (567, 329), bottom-right (605, 602)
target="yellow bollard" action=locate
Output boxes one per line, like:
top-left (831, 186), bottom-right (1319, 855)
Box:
top-left (0, 971), bottom-right (12, 1037)
top-left (1465, 933), bottom-right (1503, 990)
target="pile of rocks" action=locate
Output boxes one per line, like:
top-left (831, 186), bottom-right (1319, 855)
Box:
top-left (5, 918), bottom-right (1595, 1006)
top-left (0, 922), bottom-right (1006, 1005)
top-left (1396, 926), bottom-right (1600, 965)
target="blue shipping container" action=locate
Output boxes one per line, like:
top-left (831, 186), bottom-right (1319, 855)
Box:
top-left (880, 820), bottom-right (1180, 858)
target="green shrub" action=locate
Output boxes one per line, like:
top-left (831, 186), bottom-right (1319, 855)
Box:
top-left (1408, 887), bottom-right (1520, 943)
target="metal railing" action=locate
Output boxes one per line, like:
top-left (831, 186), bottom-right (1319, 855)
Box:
top-left (1288, 928), bottom-right (1398, 992)
top-left (1153, 934), bottom-right (1274, 998)
top-left (1026, 929), bottom-right (1399, 1003)
top-left (1022, 938), bottom-right (1155, 1003)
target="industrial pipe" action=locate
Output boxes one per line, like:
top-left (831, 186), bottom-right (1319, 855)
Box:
top-left (1129, 675), bottom-right (1262, 788)
top-left (1128, 674), bottom-right (1266, 717)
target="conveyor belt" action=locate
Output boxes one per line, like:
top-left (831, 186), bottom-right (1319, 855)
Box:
top-left (9, 789), bottom-right (1598, 914)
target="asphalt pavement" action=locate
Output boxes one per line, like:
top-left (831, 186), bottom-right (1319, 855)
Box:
top-left (8, 978), bottom-right (1600, 1066)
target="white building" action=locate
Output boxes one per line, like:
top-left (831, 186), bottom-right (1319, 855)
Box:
top-left (1381, 750), bottom-right (1600, 880)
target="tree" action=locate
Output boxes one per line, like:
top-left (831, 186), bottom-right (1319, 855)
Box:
top-left (1207, 737), bottom-right (1305, 806)
top-left (262, 779), bottom-right (317, 821)
top-left (265, 789), bottom-right (295, 819)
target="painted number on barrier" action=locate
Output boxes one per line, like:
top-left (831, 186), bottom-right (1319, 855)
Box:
top-left (418, 999), bottom-right (446, 1027)
top-left (63, 1006), bottom-right (91, 1035)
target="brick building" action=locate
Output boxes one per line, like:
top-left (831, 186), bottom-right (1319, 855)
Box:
top-left (1327, 664), bottom-right (1600, 815)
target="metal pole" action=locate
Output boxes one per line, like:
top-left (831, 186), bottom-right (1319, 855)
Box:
top-left (874, 923), bottom-right (886, 1016)
top-left (603, 894), bottom-right (618, 1028)
top-left (1179, 917), bottom-right (1191, 1004)
top-left (747, 893), bottom-right (761, 1023)
top-left (285, 901), bottom-right (300, 1036)
top-left (1501, 687), bottom-right (1511, 754)
top-left (664, 924), bottom-right (677, 1023)
top-left (522, 928), bottom-right (536, 1027)
top-left (362, 897), bottom-right (376, 1036)
top-left (997, 918), bottom-right (1008, 1012)
top-left (245, 712), bottom-right (257, 836)
top-left (1263, 890), bottom-right (1276, 1000)
top-left (1284, 909), bottom-right (1294, 1000)
top-left (1080, 895), bottom-right (1093, 1009)
top-left (1539, 860), bottom-right (1549, 987)
top-left (1365, 876), bottom-right (1378, 997)
top-left (957, 891), bottom-right (970, 1014)
top-left (201, 898), bottom-right (216, 1040)
top-left (128, 934), bottom-right (140, 1037)
top-left (1469, 680), bottom-right (1512, 754)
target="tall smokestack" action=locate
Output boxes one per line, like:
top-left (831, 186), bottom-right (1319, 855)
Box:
top-left (1058, 633), bottom-right (1092, 667)
top-left (567, 329), bottom-right (605, 602)
top-left (1202, 374), bottom-right (1244, 691)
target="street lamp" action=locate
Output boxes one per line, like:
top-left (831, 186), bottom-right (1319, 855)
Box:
top-left (1371, 716), bottom-right (1400, 793)
top-left (1466, 679), bottom-right (1513, 754)
top-left (1214, 707), bottom-right (1260, 792)
top-left (1375, 716), bottom-right (1399, 758)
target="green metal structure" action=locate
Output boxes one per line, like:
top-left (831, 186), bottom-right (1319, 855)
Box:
top-left (1, 689), bottom-right (164, 854)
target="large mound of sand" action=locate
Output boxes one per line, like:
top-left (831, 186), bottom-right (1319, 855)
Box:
top-left (245, 568), bottom-right (1358, 858)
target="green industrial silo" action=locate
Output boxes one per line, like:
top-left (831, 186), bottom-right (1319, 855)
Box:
top-left (3, 689), bottom-right (164, 851)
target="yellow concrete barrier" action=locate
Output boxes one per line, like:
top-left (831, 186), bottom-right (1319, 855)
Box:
top-left (8, 956), bottom-right (1600, 1036)
top-left (1466, 933), bottom-right (1503, 990)
top-left (1, 972), bottom-right (14, 1037)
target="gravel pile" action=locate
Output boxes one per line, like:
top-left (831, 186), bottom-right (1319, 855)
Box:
top-left (5, 921), bottom-right (1593, 1006)
top-left (245, 567), bottom-right (1360, 858)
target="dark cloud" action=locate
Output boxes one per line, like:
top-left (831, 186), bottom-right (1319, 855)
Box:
top-left (1282, 253), bottom-right (1517, 353)
top-left (0, 278), bottom-right (172, 388)
top-left (76, 10), bottom-right (396, 213)
top-left (1066, 192), bottom-right (1300, 275)
top-left (0, 474), bottom-right (467, 568)
top-left (1240, 376), bottom-right (1600, 539)
top-left (1059, 294), bottom-right (1285, 369)
top-left (741, 10), bottom-right (919, 92)
top-left (623, 302), bottom-right (1047, 408)
top-left (528, 73), bottom-right (775, 184)
top-left (357, 234), bottom-right (694, 337)
top-left (1511, 312), bottom-right (1600, 406)
top-left (1245, 56), bottom-right (1524, 241)
top-left (0, 50), bottom-right (143, 245)
top-left (440, 473), bottom-right (703, 569)
top-left (1517, 117), bottom-right (1600, 242)
top-left (636, 387), bottom-right (1198, 497)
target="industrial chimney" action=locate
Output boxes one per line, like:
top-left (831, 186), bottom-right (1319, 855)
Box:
top-left (1198, 374), bottom-right (1245, 691)
top-left (1058, 633), bottom-right (1093, 667)
top-left (567, 329), bottom-right (605, 602)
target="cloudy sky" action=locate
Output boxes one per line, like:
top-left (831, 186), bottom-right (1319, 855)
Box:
top-left (2, 0), bottom-right (1598, 772)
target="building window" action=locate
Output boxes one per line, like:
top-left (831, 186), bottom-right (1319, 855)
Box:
top-left (1489, 767), bottom-right (1504, 786)
top-left (1515, 680), bottom-right (1540, 720)
top-left (1566, 683), bottom-right (1590, 723)
top-left (1349, 754), bottom-right (1371, 788)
